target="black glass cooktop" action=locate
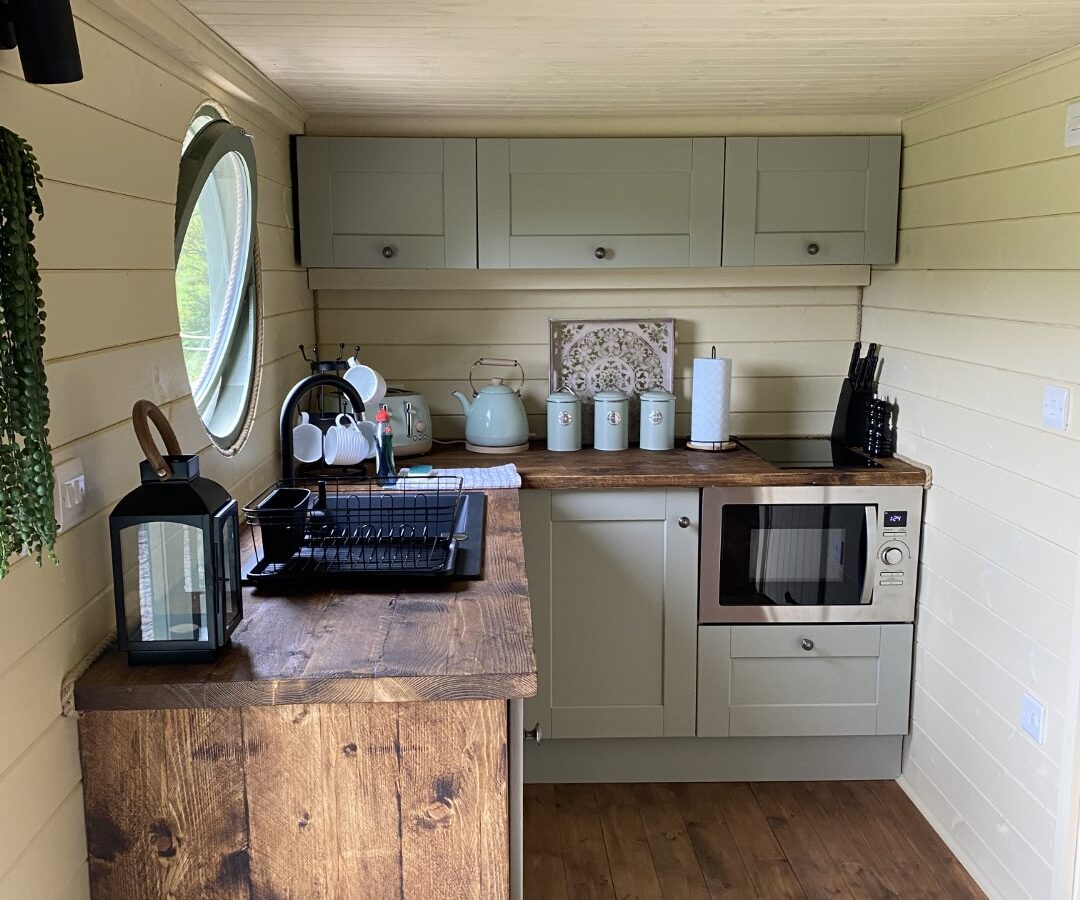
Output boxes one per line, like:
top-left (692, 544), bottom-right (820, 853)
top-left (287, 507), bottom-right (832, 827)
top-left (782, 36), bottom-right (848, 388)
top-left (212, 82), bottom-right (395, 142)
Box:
top-left (740, 438), bottom-right (881, 470)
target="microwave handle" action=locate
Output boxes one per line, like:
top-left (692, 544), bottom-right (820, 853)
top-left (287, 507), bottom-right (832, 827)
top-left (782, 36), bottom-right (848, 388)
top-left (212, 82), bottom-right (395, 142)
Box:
top-left (860, 505), bottom-right (877, 605)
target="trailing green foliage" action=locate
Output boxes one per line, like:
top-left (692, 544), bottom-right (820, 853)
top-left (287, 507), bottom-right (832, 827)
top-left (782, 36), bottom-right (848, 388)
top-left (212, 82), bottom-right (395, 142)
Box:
top-left (0, 128), bottom-right (56, 575)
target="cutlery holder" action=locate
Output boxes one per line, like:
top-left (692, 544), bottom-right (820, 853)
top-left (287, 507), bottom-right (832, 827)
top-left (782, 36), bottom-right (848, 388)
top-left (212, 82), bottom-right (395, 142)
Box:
top-left (250, 487), bottom-right (311, 562)
top-left (831, 379), bottom-right (875, 446)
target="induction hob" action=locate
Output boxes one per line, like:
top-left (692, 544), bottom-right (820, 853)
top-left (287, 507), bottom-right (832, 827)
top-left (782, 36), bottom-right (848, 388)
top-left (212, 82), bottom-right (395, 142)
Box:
top-left (740, 438), bottom-right (881, 470)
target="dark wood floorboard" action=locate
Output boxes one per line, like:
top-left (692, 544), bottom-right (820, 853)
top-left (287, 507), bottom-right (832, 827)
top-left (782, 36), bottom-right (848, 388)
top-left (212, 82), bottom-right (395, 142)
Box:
top-left (524, 781), bottom-right (987, 900)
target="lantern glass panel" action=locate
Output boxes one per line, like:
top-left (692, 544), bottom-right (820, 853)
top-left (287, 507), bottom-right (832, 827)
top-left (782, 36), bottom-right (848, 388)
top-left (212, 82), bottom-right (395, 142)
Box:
top-left (222, 514), bottom-right (240, 628)
top-left (119, 521), bottom-right (208, 643)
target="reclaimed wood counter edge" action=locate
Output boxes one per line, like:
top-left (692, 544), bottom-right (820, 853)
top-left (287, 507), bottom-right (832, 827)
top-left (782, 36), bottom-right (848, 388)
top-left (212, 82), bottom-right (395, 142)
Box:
top-left (75, 489), bottom-right (536, 711)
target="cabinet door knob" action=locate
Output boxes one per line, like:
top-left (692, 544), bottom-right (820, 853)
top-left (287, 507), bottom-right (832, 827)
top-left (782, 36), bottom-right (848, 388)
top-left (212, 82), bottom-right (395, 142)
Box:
top-left (677, 516), bottom-right (691, 528)
top-left (806, 242), bottom-right (820, 256)
top-left (594, 247), bottom-right (607, 259)
top-left (524, 723), bottom-right (543, 744)
top-left (381, 245), bottom-right (395, 259)
top-left (800, 638), bottom-right (815, 651)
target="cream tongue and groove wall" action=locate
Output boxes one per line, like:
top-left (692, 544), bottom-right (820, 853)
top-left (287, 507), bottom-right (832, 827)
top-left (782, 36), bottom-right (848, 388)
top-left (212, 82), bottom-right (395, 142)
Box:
top-left (0, 2), bottom-right (312, 895)
top-left (862, 46), bottom-right (1080, 900)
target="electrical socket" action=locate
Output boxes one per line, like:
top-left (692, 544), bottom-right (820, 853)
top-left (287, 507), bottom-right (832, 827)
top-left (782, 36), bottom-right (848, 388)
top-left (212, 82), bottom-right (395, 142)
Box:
top-left (1021, 693), bottom-right (1046, 745)
top-left (1042, 385), bottom-right (1069, 431)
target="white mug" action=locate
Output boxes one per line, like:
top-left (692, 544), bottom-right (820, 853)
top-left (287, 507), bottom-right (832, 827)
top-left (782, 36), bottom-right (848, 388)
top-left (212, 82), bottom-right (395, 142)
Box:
top-left (324, 414), bottom-right (374, 466)
top-left (344, 358), bottom-right (387, 408)
top-left (292, 412), bottom-right (323, 464)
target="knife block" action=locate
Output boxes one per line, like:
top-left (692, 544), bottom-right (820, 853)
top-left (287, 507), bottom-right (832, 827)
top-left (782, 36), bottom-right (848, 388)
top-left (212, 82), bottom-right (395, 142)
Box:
top-left (831, 378), bottom-right (875, 446)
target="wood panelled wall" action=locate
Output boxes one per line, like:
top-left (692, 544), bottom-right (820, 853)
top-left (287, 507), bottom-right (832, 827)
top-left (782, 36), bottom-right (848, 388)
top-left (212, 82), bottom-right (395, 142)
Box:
top-left (863, 48), bottom-right (1080, 900)
top-left (0, 5), bottom-right (311, 896)
top-left (317, 282), bottom-right (861, 440)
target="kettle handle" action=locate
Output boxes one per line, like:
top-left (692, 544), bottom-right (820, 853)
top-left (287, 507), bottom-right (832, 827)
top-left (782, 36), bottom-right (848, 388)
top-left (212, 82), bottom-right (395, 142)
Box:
top-left (468, 358), bottom-right (526, 396)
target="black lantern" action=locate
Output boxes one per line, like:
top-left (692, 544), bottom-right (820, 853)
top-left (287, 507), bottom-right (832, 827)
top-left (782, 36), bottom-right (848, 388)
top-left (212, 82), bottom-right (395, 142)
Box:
top-left (110, 401), bottom-right (242, 665)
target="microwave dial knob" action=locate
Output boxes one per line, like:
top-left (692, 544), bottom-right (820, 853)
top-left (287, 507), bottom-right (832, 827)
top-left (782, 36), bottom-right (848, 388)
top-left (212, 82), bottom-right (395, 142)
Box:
top-left (882, 546), bottom-right (904, 566)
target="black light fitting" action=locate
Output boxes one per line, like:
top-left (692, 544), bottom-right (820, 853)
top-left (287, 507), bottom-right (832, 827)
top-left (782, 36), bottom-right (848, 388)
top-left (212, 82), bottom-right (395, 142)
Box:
top-left (0, 0), bottom-right (83, 84)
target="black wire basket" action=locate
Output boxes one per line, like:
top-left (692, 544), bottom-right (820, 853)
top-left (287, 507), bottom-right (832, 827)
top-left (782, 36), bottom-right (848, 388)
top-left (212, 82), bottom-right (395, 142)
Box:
top-left (244, 475), bottom-right (467, 583)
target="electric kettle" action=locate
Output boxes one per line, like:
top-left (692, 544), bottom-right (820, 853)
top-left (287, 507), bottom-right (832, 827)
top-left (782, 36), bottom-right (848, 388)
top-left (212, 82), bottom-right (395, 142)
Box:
top-left (451, 358), bottom-right (530, 453)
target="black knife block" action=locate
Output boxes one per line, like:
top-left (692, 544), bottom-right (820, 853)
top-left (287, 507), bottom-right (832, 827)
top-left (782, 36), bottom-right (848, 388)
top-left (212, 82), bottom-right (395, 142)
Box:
top-left (831, 378), bottom-right (875, 446)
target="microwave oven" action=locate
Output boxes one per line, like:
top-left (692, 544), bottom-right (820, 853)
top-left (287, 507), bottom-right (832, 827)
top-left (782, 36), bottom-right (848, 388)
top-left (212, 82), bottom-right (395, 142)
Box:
top-left (698, 485), bottom-right (923, 624)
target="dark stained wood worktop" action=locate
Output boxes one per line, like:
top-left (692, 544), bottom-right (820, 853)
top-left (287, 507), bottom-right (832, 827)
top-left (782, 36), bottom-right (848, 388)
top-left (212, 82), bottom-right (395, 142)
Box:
top-left (420, 440), bottom-right (930, 489)
top-left (75, 490), bottom-right (536, 712)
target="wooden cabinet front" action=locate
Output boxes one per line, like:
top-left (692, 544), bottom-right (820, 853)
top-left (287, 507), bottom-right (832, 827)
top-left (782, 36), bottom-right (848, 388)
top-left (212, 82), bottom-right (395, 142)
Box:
top-left (520, 489), bottom-right (699, 740)
top-left (478, 138), bottom-right (725, 268)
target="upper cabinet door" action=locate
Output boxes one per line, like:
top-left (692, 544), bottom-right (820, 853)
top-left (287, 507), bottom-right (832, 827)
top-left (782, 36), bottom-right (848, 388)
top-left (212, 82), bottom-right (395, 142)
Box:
top-left (295, 137), bottom-right (477, 268)
top-left (721, 136), bottom-right (901, 266)
top-left (477, 138), bottom-right (725, 268)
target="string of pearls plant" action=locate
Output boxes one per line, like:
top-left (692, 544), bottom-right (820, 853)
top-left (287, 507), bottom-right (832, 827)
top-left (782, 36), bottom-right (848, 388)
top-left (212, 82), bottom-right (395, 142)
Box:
top-left (0, 128), bottom-right (56, 575)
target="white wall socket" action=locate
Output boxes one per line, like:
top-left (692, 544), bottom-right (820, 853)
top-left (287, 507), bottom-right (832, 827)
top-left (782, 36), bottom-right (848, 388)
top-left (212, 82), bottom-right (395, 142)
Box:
top-left (53, 457), bottom-right (87, 534)
top-left (1021, 693), bottom-right (1046, 745)
top-left (1042, 385), bottom-right (1070, 431)
top-left (1065, 102), bottom-right (1080, 148)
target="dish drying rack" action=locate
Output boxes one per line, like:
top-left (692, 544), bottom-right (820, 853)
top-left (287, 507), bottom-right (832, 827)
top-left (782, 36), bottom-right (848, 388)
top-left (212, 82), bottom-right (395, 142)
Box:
top-left (244, 475), bottom-right (466, 584)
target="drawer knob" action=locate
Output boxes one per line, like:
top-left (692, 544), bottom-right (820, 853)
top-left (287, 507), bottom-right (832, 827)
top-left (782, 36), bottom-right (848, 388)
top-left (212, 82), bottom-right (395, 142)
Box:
top-left (382, 245), bottom-right (395, 259)
top-left (677, 516), bottom-right (691, 528)
top-left (594, 247), bottom-right (607, 259)
top-left (524, 723), bottom-right (543, 744)
top-left (800, 638), bottom-right (815, 651)
top-left (806, 242), bottom-right (820, 256)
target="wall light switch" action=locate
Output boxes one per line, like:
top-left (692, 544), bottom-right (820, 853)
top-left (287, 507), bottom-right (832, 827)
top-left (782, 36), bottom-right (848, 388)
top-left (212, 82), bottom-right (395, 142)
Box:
top-left (1066, 102), bottom-right (1080, 148)
top-left (1021, 693), bottom-right (1046, 745)
top-left (53, 457), bottom-right (87, 533)
top-left (1043, 385), bottom-right (1070, 431)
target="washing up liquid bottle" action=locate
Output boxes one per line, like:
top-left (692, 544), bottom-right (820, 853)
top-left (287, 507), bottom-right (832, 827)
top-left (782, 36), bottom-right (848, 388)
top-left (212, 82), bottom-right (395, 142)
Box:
top-left (375, 406), bottom-right (396, 484)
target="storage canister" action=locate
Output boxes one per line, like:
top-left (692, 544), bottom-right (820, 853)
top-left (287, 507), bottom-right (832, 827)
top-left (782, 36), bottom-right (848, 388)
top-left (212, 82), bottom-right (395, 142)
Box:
top-left (593, 390), bottom-right (629, 451)
top-left (639, 389), bottom-right (676, 451)
top-left (546, 388), bottom-right (581, 452)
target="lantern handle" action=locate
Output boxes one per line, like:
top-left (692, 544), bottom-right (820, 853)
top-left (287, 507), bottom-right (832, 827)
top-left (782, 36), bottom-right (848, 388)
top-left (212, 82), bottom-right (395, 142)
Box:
top-left (132, 400), bottom-right (182, 479)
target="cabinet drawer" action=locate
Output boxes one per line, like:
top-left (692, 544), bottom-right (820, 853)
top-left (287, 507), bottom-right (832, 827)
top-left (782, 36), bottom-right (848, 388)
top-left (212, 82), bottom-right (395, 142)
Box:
top-left (332, 235), bottom-right (446, 268)
top-left (753, 232), bottom-right (865, 265)
top-left (698, 624), bottom-right (913, 738)
top-left (509, 235), bottom-right (690, 269)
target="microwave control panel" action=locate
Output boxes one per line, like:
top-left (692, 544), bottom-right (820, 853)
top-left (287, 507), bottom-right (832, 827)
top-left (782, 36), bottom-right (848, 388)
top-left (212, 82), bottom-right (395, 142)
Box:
top-left (879, 509), bottom-right (912, 586)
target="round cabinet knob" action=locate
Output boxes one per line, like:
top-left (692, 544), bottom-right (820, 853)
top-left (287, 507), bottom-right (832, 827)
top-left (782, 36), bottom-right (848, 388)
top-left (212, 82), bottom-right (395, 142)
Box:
top-left (677, 516), bottom-right (691, 529)
top-left (800, 638), bottom-right (815, 651)
top-left (524, 723), bottom-right (543, 744)
top-left (594, 247), bottom-right (607, 259)
top-left (806, 242), bottom-right (820, 256)
top-left (882, 546), bottom-right (904, 566)
top-left (381, 246), bottom-right (395, 259)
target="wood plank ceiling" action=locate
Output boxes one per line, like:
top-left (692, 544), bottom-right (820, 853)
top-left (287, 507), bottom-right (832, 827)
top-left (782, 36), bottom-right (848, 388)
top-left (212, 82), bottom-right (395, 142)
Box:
top-left (180, 1), bottom-right (1080, 118)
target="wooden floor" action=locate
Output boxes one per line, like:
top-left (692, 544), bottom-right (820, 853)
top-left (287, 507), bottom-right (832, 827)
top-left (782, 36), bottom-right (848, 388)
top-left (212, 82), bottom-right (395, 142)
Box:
top-left (524, 781), bottom-right (987, 900)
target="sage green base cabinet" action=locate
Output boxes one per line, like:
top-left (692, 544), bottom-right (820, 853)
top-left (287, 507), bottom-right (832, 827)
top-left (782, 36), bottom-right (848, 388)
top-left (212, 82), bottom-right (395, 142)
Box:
top-left (697, 623), bottom-right (914, 738)
top-left (519, 489), bottom-right (699, 739)
top-left (477, 139), bottom-right (725, 268)
top-left (721, 136), bottom-right (901, 266)
top-left (294, 137), bottom-right (477, 268)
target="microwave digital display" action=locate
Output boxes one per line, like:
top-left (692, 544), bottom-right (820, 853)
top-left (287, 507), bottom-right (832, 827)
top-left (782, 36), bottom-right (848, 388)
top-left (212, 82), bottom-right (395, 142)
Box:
top-left (883, 511), bottom-right (908, 527)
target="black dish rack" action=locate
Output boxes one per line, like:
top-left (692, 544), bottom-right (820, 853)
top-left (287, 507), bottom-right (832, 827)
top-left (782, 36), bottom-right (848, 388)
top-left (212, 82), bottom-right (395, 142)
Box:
top-left (243, 475), bottom-right (481, 585)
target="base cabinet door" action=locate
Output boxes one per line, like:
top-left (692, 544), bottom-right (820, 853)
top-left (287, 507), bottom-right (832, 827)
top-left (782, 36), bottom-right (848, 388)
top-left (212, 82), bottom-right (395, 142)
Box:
top-left (698, 623), bottom-right (913, 737)
top-left (521, 489), bottom-right (698, 740)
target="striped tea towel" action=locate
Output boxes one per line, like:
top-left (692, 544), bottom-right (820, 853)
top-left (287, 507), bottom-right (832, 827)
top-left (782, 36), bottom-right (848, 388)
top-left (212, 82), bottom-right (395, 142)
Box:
top-left (399, 464), bottom-right (522, 490)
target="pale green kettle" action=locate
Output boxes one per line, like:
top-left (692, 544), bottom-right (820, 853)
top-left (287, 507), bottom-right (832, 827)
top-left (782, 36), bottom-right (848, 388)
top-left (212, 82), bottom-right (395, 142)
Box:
top-left (451, 358), bottom-right (530, 453)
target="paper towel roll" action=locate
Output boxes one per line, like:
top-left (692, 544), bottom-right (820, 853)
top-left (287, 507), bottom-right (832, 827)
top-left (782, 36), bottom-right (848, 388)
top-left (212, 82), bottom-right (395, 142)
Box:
top-left (690, 355), bottom-right (732, 443)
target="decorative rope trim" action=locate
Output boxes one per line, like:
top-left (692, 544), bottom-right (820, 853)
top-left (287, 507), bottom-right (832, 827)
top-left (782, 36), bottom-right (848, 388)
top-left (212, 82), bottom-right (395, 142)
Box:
top-left (855, 285), bottom-right (864, 341)
top-left (60, 632), bottom-right (115, 719)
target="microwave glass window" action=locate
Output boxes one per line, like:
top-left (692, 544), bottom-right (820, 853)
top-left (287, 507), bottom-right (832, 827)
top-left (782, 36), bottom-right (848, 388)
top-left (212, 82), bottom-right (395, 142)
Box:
top-left (719, 504), bottom-right (871, 607)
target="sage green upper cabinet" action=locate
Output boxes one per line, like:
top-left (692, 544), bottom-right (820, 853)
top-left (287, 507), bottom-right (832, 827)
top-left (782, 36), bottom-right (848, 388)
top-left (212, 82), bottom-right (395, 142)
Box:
top-left (721, 136), bottom-right (901, 266)
top-left (477, 138), bottom-right (725, 268)
top-left (294, 137), bottom-right (477, 268)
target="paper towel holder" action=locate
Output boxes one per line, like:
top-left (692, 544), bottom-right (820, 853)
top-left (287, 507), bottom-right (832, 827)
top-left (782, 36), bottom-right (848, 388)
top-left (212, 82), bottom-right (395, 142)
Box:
top-left (687, 347), bottom-right (738, 452)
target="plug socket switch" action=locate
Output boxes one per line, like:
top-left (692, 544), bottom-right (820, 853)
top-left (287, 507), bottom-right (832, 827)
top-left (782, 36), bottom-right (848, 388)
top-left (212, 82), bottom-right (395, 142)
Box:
top-left (53, 457), bottom-right (87, 533)
top-left (1042, 385), bottom-right (1069, 431)
top-left (1021, 693), bottom-right (1046, 745)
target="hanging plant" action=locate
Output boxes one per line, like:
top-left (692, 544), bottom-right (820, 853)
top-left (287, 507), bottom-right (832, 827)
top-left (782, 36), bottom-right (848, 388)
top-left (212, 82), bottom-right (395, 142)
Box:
top-left (0, 127), bottom-right (56, 575)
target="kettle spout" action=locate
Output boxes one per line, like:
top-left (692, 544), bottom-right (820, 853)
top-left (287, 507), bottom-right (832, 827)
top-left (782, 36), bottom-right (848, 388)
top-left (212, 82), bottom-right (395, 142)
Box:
top-left (451, 390), bottom-right (472, 416)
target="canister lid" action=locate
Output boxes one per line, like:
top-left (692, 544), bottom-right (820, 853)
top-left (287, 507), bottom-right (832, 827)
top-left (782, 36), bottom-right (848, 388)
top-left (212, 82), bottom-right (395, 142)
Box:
top-left (594, 389), bottom-right (629, 403)
top-left (547, 387), bottom-right (580, 403)
top-left (639, 389), bottom-right (675, 402)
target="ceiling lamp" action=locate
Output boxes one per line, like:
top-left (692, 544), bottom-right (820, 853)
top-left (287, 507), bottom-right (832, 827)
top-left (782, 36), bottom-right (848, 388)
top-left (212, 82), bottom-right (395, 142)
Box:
top-left (0, 0), bottom-right (83, 84)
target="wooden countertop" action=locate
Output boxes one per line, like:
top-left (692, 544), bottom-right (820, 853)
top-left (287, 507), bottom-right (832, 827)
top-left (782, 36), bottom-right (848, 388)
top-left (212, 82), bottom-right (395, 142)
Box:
top-left (418, 441), bottom-right (930, 489)
top-left (75, 490), bottom-right (536, 712)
